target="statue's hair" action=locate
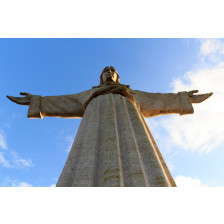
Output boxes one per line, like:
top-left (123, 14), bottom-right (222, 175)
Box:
top-left (100, 66), bottom-right (120, 85)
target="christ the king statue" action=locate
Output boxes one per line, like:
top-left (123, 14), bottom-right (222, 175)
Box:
top-left (7, 66), bottom-right (212, 187)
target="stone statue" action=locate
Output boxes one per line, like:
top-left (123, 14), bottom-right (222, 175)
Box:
top-left (7, 66), bottom-right (212, 187)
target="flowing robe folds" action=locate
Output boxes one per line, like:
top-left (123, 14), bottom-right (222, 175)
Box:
top-left (27, 84), bottom-right (194, 187)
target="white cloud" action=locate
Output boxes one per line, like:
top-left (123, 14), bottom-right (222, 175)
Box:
top-left (0, 127), bottom-right (34, 168)
top-left (57, 130), bottom-right (75, 153)
top-left (162, 62), bottom-right (224, 153)
top-left (0, 151), bottom-right (34, 169)
top-left (13, 182), bottom-right (33, 187)
top-left (1, 177), bottom-right (33, 187)
top-left (50, 184), bottom-right (56, 187)
top-left (200, 39), bottom-right (222, 56)
top-left (0, 129), bottom-right (7, 150)
top-left (150, 39), bottom-right (224, 153)
top-left (175, 176), bottom-right (206, 187)
top-left (65, 135), bottom-right (74, 153)
top-left (199, 39), bottom-right (224, 63)
top-left (11, 151), bottom-right (34, 168)
top-left (0, 152), bottom-right (11, 168)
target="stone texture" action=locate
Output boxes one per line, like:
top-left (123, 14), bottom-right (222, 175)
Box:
top-left (27, 87), bottom-right (195, 187)
top-left (56, 93), bottom-right (177, 186)
top-left (7, 66), bottom-right (213, 187)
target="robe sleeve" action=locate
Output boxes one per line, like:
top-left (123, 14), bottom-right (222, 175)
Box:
top-left (27, 89), bottom-right (94, 119)
top-left (130, 90), bottom-right (194, 118)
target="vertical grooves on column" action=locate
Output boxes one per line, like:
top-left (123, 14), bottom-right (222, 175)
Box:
top-left (122, 98), bottom-right (150, 187)
top-left (124, 97), bottom-right (171, 187)
top-left (112, 95), bottom-right (124, 187)
top-left (93, 95), bottom-right (105, 187)
top-left (102, 94), bottom-right (122, 187)
top-left (71, 97), bottom-right (101, 186)
top-left (56, 104), bottom-right (88, 187)
top-left (71, 98), bottom-right (95, 186)
top-left (57, 93), bottom-right (176, 187)
top-left (115, 96), bottom-right (148, 186)
top-left (138, 109), bottom-right (176, 187)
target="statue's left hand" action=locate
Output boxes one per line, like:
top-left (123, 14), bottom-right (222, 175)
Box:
top-left (7, 92), bottom-right (32, 105)
top-left (188, 90), bottom-right (213, 103)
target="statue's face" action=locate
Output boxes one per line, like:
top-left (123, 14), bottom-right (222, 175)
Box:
top-left (101, 67), bottom-right (118, 84)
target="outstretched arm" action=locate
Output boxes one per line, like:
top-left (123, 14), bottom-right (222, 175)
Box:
top-left (7, 90), bottom-right (94, 119)
top-left (130, 89), bottom-right (213, 118)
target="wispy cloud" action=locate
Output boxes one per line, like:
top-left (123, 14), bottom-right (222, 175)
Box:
top-left (149, 39), bottom-right (224, 154)
top-left (0, 129), bottom-right (7, 150)
top-left (0, 150), bottom-right (34, 169)
top-left (12, 182), bottom-right (33, 187)
top-left (0, 152), bottom-right (11, 168)
top-left (164, 64), bottom-right (224, 153)
top-left (1, 177), bottom-right (33, 187)
top-left (199, 39), bottom-right (224, 60)
top-left (10, 151), bottom-right (34, 168)
top-left (175, 176), bottom-right (207, 187)
top-left (65, 135), bottom-right (74, 153)
top-left (0, 127), bottom-right (34, 169)
top-left (56, 129), bottom-right (75, 153)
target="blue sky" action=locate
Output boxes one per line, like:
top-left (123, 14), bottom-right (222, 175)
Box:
top-left (0, 38), bottom-right (223, 187)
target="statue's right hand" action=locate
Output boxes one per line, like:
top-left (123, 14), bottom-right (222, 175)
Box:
top-left (7, 92), bottom-right (32, 105)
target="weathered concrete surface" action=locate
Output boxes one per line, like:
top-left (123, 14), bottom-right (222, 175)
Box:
top-left (26, 87), bottom-right (195, 186)
top-left (7, 66), bottom-right (213, 187)
top-left (56, 93), bottom-right (177, 187)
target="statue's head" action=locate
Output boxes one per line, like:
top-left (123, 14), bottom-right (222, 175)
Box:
top-left (100, 66), bottom-right (120, 85)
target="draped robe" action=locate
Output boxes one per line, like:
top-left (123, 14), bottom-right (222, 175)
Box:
top-left (27, 84), bottom-right (194, 187)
